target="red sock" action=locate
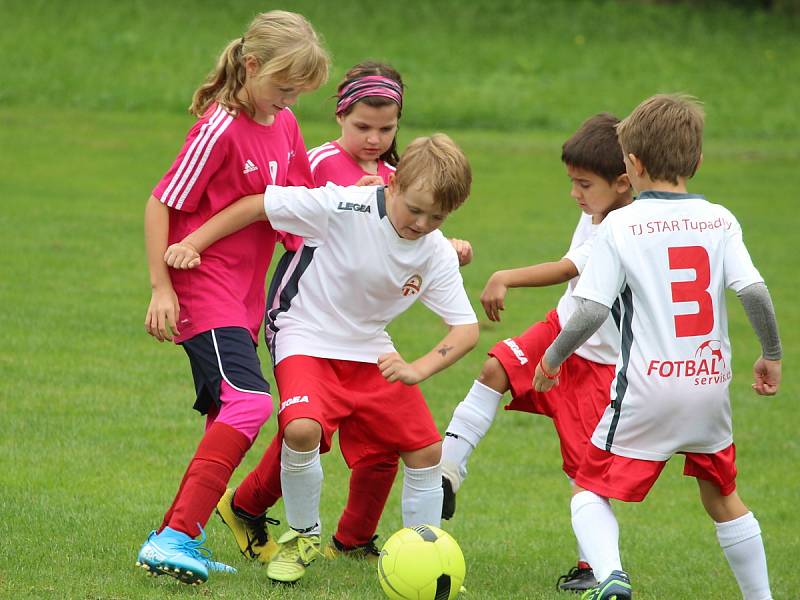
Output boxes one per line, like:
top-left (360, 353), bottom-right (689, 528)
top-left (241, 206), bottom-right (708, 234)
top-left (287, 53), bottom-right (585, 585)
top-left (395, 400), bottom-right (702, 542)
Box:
top-left (234, 433), bottom-right (283, 516)
top-left (335, 458), bottom-right (399, 547)
top-left (164, 422), bottom-right (251, 537)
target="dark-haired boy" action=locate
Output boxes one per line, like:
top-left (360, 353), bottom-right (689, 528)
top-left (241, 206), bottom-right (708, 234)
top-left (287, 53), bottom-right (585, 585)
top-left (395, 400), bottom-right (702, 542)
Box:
top-left (441, 113), bottom-right (633, 592)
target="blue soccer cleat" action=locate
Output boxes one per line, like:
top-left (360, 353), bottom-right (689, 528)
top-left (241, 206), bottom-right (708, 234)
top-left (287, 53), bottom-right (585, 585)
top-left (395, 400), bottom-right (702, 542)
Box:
top-left (136, 526), bottom-right (236, 585)
top-left (581, 570), bottom-right (632, 599)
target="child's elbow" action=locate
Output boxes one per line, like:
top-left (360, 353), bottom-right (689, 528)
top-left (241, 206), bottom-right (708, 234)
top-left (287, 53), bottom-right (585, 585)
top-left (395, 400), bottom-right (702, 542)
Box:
top-left (462, 323), bottom-right (480, 351)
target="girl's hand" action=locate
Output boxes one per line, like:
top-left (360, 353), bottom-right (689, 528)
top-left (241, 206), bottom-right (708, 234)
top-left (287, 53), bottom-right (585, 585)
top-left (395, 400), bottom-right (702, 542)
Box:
top-left (164, 242), bottom-right (201, 269)
top-left (480, 271), bottom-right (509, 322)
top-left (377, 352), bottom-right (424, 384)
top-left (145, 286), bottom-right (181, 342)
top-left (354, 175), bottom-right (384, 187)
top-left (752, 357), bottom-right (781, 396)
top-left (450, 238), bottom-right (473, 267)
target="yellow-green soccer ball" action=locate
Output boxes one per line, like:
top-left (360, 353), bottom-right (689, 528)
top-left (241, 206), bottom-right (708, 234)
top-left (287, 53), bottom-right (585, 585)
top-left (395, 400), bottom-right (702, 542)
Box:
top-left (377, 525), bottom-right (465, 600)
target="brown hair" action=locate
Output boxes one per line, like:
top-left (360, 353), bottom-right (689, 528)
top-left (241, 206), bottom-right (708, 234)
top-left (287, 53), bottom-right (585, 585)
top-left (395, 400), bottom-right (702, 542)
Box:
top-left (394, 134), bottom-right (472, 213)
top-left (616, 93), bottom-right (704, 185)
top-left (337, 61), bottom-right (404, 166)
top-left (561, 113), bottom-right (626, 184)
top-left (190, 11), bottom-right (329, 118)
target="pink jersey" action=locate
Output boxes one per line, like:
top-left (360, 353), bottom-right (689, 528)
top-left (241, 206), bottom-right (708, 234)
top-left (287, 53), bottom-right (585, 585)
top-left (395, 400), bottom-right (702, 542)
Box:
top-left (307, 140), bottom-right (395, 186)
top-left (153, 104), bottom-right (313, 344)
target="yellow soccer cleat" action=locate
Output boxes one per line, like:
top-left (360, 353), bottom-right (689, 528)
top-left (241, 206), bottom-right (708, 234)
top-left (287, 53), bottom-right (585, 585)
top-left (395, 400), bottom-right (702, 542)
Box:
top-left (267, 529), bottom-right (322, 583)
top-left (215, 488), bottom-right (280, 563)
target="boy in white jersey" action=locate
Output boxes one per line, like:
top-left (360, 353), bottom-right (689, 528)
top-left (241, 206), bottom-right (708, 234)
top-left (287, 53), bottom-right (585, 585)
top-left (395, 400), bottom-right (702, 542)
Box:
top-left (164, 133), bottom-right (479, 584)
top-left (440, 113), bottom-right (632, 592)
top-left (535, 94), bottom-right (782, 600)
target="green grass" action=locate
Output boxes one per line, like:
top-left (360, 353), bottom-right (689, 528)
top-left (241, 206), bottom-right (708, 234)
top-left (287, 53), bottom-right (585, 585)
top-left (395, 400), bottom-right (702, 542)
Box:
top-left (1, 1), bottom-right (798, 598)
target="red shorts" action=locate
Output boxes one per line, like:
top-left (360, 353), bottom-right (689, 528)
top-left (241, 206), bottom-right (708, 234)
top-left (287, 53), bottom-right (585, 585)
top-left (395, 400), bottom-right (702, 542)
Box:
top-left (274, 355), bottom-right (441, 468)
top-left (490, 310), bottom-right (615, 478)
top-left (575, 442), bottom-right (738, 502)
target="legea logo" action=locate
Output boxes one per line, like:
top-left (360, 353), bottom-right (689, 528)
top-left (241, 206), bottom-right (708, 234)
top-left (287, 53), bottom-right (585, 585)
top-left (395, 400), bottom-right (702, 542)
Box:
top-left (645, 340), bottom-right (730, 386)
top-left (279, 395), bottom-right (310, 413)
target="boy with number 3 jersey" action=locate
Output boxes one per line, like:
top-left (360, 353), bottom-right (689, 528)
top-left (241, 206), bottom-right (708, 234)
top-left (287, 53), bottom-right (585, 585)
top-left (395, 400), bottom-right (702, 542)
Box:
top-left (535, 94), bottom-right (782, 600)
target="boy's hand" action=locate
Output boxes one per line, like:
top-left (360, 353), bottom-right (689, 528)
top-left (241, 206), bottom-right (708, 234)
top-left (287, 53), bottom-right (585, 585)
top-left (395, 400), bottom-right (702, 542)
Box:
top-left (164, 241), bottom-right (201, 269)
top-left (533, 358), bottom-right (560, 392)
top-left (480, 271), bottom-right (509, 321)
top-left (355, 175), bottom-right (384, 187)
top-left (449, 238), bottom-right (473, 266)
top-left (377, 352), bottom-right (424, 384)
top-left (752, 357), bottom-right (781, 396)
top-left (145, 286), bottom-right (180, 342)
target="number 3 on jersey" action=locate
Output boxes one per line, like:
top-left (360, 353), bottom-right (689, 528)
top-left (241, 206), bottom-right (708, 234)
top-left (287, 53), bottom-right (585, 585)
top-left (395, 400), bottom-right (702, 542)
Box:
top-left (668, 246), bottom-right (714, 337)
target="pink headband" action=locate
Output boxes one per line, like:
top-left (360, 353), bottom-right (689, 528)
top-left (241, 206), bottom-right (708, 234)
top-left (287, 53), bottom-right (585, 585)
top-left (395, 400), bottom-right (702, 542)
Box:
top-left (335, 75), bottom-right (403, 115)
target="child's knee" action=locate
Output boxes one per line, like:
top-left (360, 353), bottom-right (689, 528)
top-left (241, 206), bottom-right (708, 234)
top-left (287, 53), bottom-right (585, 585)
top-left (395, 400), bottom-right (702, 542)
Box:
top-left (401, 442), bottom-right (442, 469)
top-left (283, 418), bottom-right (323, 451)
top-left (477, 357), bottom-right (507, 390)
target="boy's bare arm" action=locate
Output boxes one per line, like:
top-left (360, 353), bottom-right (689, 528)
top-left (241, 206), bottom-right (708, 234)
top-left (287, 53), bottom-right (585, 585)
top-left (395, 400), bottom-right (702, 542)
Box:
top-left (144, 195), bottom-right (180, 341)
top-left (481, 258), bottom-right (578, 321)
top-left (164, 194), bottom-right (266, 269)
top-left (377, 323), bottom-right (479, 385)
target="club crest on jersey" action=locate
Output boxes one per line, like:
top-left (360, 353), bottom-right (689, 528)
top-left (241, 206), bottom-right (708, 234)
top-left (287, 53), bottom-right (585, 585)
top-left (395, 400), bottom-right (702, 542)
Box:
top-left (401, 274), bottom-right (422, 296)
top-left (645, 339), bottom-right (731, 386)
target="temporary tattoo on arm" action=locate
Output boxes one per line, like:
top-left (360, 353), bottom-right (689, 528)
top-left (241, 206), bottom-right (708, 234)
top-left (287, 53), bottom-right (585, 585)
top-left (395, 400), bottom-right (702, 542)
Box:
top-left (437, 344), bottom-right (454, 357)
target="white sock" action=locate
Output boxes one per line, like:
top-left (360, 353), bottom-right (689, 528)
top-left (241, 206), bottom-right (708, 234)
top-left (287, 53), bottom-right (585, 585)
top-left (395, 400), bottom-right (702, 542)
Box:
top-left (571, 491), bottom-right (621, 581)
top-left (402, 463), bottom-right (443, 528)
top-left (716, 512), bottom-right (771, 600)
top-left (280, 441), bottom-right (322, 535)
top-left (568, 478), bottom-right (590, 566)
top-left (441, 380), bottom-right (503, 491)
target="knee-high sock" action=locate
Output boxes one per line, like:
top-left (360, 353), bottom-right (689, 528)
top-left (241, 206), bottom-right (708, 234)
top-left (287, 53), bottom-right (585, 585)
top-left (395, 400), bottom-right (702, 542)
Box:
top-left (716, 512), bottom-right (771, 600)
top-left (234, 433), bottom-right (283, 516)
top-left (402, 463), bottom-right (443, 528)
top-left (280, 441), bottom-right (323, 535)
top-left (164, 422), bottom-right (251, 537)
top-left (336, 458), bottom-right (399, 547)
top-left (571, 491), bottom-right (621, 581)
top-left (442, 380), bottom-right (502, 491)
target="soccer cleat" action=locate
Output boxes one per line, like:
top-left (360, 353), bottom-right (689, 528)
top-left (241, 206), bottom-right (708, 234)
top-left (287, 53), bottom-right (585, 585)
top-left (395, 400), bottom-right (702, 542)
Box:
top-left (441, 476), bottom-right (456, 520)
top-left (556, 563), bottom-right (598, 592)
top-left (580, 570), bottom-right (632, 600)
top-left (324, 534), bottom-right (381, 561)
top-left (216, 488), bottom-right (280, 563)
top-left (266, 529), bottom-right (322, 583)
top-left (135, 526), bottom-right (236, 585)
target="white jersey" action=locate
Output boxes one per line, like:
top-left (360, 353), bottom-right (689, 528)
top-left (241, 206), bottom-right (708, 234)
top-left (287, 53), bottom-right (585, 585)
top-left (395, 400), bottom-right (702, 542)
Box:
top-left (263, 183), bottom-right (477, 365)
top-left (556, 213), bottom-right (620, 365)
top-left (573, 191), bottom-right (763, 460)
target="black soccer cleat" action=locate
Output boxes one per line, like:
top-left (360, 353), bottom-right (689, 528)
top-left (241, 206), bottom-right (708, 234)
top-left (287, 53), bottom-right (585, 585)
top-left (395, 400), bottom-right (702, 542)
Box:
top-left (441, 476), bottom-right (456, 520)
top-left (556, 564), bottom-right (598, 592)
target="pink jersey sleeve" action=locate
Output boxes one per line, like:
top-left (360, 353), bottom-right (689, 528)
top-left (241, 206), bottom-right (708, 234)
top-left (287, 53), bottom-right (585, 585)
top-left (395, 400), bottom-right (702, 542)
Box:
top-left (152, 105), bottom-right (232, 212)
top-left (276, 113), bottom-right (313, 251)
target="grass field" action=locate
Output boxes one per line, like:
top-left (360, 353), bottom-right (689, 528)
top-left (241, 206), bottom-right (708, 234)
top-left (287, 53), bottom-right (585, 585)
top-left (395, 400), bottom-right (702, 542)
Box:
top-left (1, 1), bottom-right (798, 598)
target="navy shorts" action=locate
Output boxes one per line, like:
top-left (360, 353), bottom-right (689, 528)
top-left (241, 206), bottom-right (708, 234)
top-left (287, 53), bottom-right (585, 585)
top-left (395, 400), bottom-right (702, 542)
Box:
top-left (181, 327), bottom-right (270, 415)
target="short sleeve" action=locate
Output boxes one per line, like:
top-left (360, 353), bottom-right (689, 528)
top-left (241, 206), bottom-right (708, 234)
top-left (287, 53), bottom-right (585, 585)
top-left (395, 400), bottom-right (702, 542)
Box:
top-left (419, 237), bottom-right (478, 325)
top-left (564, 236), bottom-right (594, 273)
top-left (264, 183), bottom-right (342, 243)
top-left (722, 211), bottom-right (764, 292)
top-left (152, 106), bottom-right (232, 212)
top-left (572, 221), bottom-right (626, 308)
top-left (286, 122), bottom-right (314, 188)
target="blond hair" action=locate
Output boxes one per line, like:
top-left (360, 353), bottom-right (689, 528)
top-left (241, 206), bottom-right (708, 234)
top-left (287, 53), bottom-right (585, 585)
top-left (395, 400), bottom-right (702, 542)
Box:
top-left (190, 11), bottom-right (329, 117)
top-left (394, 134), bottom-right (472, 213)
top-left (616, 93), bottom-right (704, 185)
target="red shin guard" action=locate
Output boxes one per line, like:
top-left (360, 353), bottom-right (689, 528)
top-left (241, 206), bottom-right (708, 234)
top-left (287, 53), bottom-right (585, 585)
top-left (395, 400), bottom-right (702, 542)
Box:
top-left (233, 433), bottom-right (283, 516)
top-left (336, 458), bottom-right (399, 547)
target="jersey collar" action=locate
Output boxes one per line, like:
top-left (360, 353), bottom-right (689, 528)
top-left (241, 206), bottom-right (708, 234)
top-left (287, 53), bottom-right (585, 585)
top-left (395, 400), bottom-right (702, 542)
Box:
top-left (636, 190), bottom-right (706, 201)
